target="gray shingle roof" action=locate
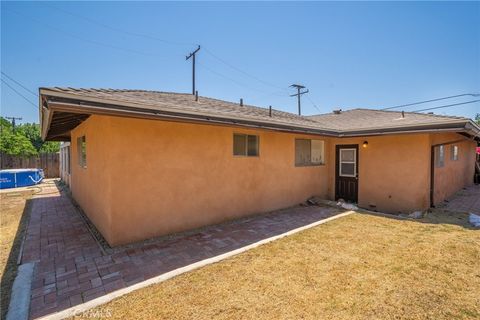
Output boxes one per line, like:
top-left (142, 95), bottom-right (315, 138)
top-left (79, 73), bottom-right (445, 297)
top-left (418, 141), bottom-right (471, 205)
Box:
top-left (39, 87), bottom-right (479, 140)
top-left (307, 108), bottom-right (470, 132)
top-left (41, 87), bottom-right (323, 130)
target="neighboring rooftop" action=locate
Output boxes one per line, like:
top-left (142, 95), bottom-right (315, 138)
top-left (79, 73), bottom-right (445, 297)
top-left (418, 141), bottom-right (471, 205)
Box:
top-left (39, 88), bottom-right (480, 141)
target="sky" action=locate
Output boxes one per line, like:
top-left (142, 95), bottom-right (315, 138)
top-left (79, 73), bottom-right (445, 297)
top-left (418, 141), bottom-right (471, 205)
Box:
top-left (1, 1), bottom-right (479, 124)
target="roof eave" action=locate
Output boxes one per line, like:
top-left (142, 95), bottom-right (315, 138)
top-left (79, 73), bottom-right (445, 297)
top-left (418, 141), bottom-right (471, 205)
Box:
top-left (41, 97), bottom-right (339, 140)
top-left (339, 121), bottom-right (478, 138)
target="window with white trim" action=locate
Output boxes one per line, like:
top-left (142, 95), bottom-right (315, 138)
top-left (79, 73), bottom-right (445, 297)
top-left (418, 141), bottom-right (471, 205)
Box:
top-left (339, 148), bottom-right (356, 177)
top-left (295, 139), bottom-right (325, 166)
top-left (233, 134), bottom-right (259, 157)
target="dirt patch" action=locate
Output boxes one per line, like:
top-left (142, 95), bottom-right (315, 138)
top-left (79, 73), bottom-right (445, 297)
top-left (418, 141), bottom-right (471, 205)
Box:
top-left (0, 190), bottom-right (33, 320)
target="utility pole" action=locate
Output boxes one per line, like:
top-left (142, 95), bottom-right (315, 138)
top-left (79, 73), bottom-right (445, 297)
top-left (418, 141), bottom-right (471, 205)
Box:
top-left (186, 45), bottom-right (201, 95)
top-left (290, 84), bottom-right (309, 115)
top-left (5, 116), bottom-right (22, 132)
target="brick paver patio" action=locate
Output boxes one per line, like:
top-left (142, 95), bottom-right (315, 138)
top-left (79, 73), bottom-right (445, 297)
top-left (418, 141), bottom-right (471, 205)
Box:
top-left (442, 184), bottom-right (480, 215)
top-left (21, 181), bottom-right (342, 319)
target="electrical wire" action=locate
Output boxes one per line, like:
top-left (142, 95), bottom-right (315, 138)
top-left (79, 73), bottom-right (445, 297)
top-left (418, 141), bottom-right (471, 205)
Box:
top-left (203, 48), bottom-right (289, 92)
top-left (1, 78), bottom-right (38, 109)
top-left (197, 62), bottom-right (285, 95)
top-left (381, 93), bottom-right (480, 110)
top-left (305, 95), bottom-right (323, 114)
top-left (1, 72), bottom-right (38, 97)
top-left (41, 3), bottom-right (196, 47)
top-left (411, 100), bottom-right (480, 112)
top-left (41, 4), bottom-right (292, 95)
top-left (5, 8), bottom-right (169, 58)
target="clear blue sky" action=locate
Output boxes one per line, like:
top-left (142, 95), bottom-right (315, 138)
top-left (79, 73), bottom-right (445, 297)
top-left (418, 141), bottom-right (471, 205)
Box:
top-left (1, 1), bottom-right (479, 123)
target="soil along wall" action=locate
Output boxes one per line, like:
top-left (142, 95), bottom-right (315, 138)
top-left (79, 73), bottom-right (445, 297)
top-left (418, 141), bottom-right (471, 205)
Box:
top-left (73, 115), bottom-right (330, 246)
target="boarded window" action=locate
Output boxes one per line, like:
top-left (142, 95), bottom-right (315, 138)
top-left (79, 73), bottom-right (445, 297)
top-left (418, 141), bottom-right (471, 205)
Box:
top-left (295, 139), bottom-right (325, 166)
top-left (435, 145), bottom-right (444, 167)
top-left (233, 134), bottom-right (259, 157)
top-left (451, 145), bottom-right (459, 161)
top-left (77, 136), bottom-right (87, 168)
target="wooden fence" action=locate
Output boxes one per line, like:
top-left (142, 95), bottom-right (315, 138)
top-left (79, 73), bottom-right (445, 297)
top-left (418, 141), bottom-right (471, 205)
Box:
top-left (0, 153), bottom-right (60, 178)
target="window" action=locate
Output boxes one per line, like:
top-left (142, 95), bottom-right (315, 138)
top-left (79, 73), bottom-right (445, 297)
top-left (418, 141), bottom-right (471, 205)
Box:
top-left (295, 139), bottom-right (325, 166)
top-left (77, 136), bottom-right (87, 168)
top-left (451, 145), bottom-right (459, 161)
top-left (233, 134), bottom-right (259, 157)
top-left (435, 145), bottom-right (444, 167)
top-left (339, 148), bottom-right (356, 177)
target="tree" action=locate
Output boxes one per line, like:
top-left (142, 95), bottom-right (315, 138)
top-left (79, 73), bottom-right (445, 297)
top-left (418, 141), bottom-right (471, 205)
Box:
top-left (475, 113), bottom-right (480, 125)
top-left (17, 122), bottom-right (60, 153)
top-left (0, 117), bottom-right (60, 156)
top-left (0, 119), bottom-right (38, 156)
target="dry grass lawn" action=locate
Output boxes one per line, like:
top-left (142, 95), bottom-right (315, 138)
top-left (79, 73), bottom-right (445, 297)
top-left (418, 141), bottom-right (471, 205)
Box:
top-left (0, 190), bottom-right (33, 320)
top-left (76, 210), bottom-right (479, 319)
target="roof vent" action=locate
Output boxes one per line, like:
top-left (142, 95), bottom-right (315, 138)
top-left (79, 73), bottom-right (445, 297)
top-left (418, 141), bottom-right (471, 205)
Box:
top-left (195, 90), bottom-right (199, 102)
top-left (333, 109), bottom-right (342, 114)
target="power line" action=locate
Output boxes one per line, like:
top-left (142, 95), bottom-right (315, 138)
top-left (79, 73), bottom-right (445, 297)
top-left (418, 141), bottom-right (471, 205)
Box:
top-left (203, 48), bottom-right (289, 92)
top-left (1, 71), bottom-right (38, 97)
top-left (411, 100), bottom-right (480, 112)
top-left (41, 3), bottom-right (195, 47)
top-left (43, 4), bottom-right (291, 95)
top-left (197, 62), bottom-right (280, 94)
top-left (5, 8), bottom-right (167, 58)
top-left (381, 93), bottom-right (480, 110)
top-left (1, 78), bottom-right (38, 109)
top-left (305, 94), bottom-right (322, 114)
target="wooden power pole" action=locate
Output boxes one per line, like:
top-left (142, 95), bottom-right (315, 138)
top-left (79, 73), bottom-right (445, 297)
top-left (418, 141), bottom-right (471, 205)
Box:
top-left (290, 84), bottom-right (309, 115)
top-left (186, 45), bottom-right (201, 95)
top-left (5, 116), bottom-right (22, 132)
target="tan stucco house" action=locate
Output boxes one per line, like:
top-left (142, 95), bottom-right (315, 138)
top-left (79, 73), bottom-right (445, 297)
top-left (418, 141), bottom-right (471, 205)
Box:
top-left (39, 88), bottom-right (480, 246)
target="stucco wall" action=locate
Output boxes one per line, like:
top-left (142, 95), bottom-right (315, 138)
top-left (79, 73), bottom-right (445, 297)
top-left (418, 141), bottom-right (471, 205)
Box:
top-left (73, 115), bottom-right (330, 245)
top-left (70, 116), bottom-right (113, 242)
top-left (69, 115), bottom-right (476, 246)
top-left (430, 132), bottom-right (476, 205)
top-left (327, 134), bottom-right (432, 214)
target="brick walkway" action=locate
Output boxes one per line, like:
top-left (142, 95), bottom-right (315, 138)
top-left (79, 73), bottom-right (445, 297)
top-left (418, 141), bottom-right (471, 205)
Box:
top-left (442, 184), bottom-right (480, 215)
top-left (21, 181), bottom-right (342, 319)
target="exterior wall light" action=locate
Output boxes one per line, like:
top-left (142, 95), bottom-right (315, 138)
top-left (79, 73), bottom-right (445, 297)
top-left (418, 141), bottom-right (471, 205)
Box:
top-left (362, 141), bottom-right (369, 148)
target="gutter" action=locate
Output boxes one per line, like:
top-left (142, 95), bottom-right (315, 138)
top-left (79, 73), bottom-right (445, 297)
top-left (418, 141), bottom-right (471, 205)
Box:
top-left (39, 90), bottom-right (480, 141)
top-left (43, 99), bottom-right (339, 140)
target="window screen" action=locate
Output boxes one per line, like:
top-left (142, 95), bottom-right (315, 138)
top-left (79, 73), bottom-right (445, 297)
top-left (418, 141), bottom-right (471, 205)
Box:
top-left (295, 139), bottom-right (325, 166)
top-left (233, 134), bottom-right (259, 157)
top-left (77, 136), bottom-right (87, 168)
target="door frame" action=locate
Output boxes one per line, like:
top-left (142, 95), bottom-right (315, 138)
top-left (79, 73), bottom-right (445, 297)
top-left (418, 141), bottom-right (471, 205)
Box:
top-left (335, 144), bottom-right (359, 203)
